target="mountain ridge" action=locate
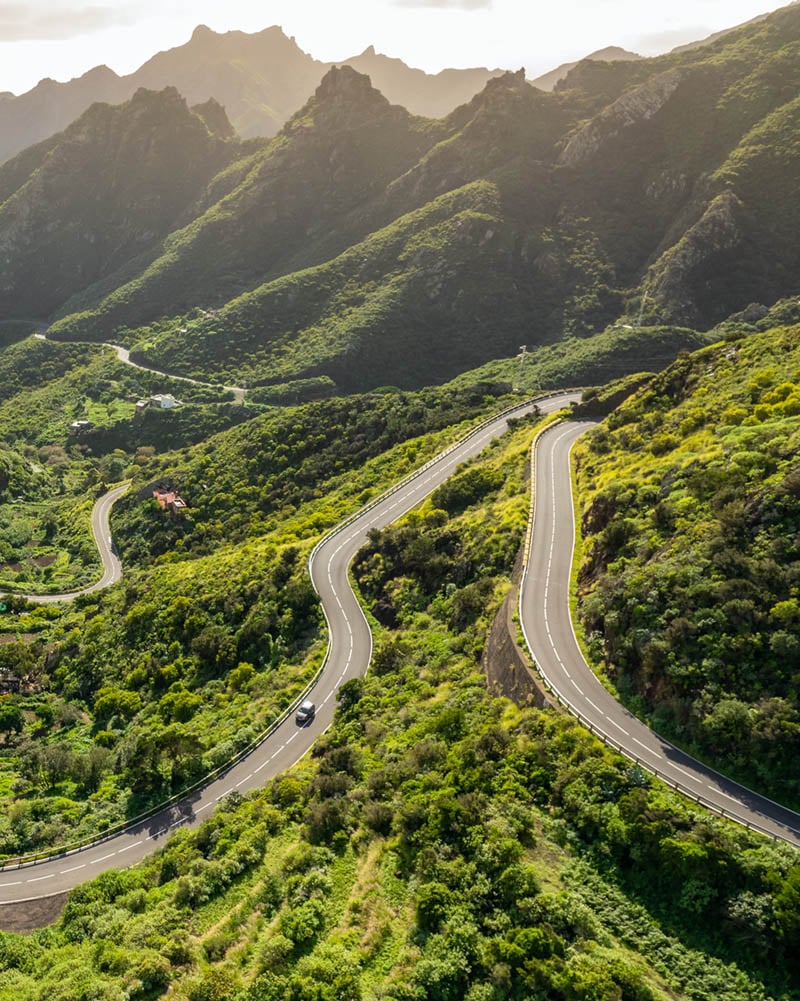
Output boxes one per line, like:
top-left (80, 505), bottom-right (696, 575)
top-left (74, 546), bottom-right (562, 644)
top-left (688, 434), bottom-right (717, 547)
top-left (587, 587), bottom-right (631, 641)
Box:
top-left (4, 5), bottom-right (800, 395)
top-left (0, 24), bottom-right (503, 166)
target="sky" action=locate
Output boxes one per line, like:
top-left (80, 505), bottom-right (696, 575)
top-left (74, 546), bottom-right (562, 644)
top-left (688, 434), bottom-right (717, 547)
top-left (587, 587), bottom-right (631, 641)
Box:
top-left (0, 0), bottom-right (791, 96)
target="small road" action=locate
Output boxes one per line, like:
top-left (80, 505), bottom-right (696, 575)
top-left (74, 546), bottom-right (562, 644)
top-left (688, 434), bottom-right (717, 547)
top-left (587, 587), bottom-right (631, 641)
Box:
top-left (520, 421), bottom-right (800, 847)
top-left (13, 483), bottom-right (128, 606)
top-left (33, 333), bottom-right (246, 402)
top-left (0, 392), bottom-right (578, 902)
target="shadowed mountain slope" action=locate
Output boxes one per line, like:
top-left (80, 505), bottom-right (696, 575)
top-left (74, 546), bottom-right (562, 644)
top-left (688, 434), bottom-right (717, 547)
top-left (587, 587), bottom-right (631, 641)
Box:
top-left (4, 3), bottom-right (800, 393)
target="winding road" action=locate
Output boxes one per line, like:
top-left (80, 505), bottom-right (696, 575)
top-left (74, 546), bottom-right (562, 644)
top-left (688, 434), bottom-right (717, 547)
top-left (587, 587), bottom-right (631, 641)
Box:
top-left (21, 483), bottom-right (128, 605)
top-left (520, 421), bottom-right (800, 847)
top-left (0, 393), bottom-right (576, 902)
top-left (2, 395), bottom-right (798, 907)
top-left (34, 333), bottom-right (246, 402)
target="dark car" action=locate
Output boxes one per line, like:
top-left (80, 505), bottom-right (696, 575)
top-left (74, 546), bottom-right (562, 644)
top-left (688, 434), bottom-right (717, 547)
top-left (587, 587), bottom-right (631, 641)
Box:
top-left (295, 699), bottom-right (315, 725)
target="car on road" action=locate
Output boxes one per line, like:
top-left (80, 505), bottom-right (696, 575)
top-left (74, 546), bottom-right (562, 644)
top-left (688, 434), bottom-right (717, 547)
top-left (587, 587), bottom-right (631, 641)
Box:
top-left (295, 700), bottom-right (315, 725)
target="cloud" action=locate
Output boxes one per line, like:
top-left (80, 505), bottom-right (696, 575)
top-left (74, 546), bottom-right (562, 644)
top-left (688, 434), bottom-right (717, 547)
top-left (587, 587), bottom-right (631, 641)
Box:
top-left (0, 4), bottom-right (138, 41)
top-left (393, 0), bottom-right (492, 9)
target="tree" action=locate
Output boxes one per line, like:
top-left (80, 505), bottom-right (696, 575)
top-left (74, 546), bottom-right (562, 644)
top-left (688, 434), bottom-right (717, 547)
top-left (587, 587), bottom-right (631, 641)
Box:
top-left (0, 701), bottom-right (23, 741)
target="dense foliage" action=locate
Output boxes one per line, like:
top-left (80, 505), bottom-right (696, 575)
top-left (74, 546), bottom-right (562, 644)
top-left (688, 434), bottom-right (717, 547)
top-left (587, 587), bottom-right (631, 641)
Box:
top-left (0, 418), bottom-right (795, 1000)
top-left (575, 325), bottom-right (800, 803)
top-left (112, 384), bottom-right (504, 566)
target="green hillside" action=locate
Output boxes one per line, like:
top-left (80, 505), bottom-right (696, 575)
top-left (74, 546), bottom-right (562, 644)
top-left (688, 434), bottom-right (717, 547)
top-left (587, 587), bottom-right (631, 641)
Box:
top-left (0, 6), bottom-right (787, 392)
top-left (575, 324), bottom-right (800, 803)
top-left (446, 324), bottom-right (715, 395)
top-left (0, 412), bottom-right (796, 1000)
top-left (1, 5), bottom-right (800, 990)
top-left (0, 88), bottom-right (236, 320)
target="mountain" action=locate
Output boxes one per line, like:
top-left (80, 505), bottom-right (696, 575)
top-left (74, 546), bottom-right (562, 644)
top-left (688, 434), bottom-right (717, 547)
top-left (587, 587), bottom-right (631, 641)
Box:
top-left (341, 44), bottom-right (505, 117)
top-left (0, 25), bottom-right (500, 165)
top-left (1, 3), bottom-right (799, 395)
top-left (0, 87), bottom-right (237, 320)
top-left (46, 69), bottom-right (574, 390)
top-left (669, 8), bottom-right (781, 53)
top-left (529, 46), bottom-right (642, 92)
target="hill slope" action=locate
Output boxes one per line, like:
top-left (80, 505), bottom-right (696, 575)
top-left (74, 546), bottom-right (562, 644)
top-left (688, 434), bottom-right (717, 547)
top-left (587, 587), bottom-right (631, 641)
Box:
top-left (575, 324), bottom-right (800, 803)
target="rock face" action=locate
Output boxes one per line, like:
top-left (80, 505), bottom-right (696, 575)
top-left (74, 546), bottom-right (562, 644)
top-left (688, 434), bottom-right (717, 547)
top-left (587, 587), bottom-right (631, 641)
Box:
top-left (482, 588), bottom-right (550, 708)
top-left (558, 68), bottom-right (688, 166)
top-left (646, 191), bottom-right (744, 326)
top-left (0, 88), bottom-right (235, 317)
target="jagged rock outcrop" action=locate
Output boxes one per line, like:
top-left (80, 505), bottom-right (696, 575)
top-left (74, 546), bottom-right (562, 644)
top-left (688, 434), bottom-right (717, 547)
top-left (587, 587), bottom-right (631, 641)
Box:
top-left (0, 87), bottom-right (236, 317)
top-left (557, 68), bottom-right (688, 166)
top-left (646, 190), bottom-right (744, 326)
top-left (0, 25), bottom-right (499, 165)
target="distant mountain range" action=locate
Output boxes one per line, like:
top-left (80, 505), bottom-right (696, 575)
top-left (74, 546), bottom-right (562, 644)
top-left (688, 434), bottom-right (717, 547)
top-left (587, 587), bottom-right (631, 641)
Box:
top-left (529, 46), bottom-right (642, 92)
top-left (0, 25), bottom-right (504, 165)
top-left (0, 10), bottom-right (766, 167)
top-left (3, 3), bottom-right (800, 394)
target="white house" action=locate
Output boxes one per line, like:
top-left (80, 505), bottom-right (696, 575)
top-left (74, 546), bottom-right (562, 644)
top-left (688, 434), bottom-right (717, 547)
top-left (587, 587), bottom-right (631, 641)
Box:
top-left (150, 394), bottom-right (181, 409)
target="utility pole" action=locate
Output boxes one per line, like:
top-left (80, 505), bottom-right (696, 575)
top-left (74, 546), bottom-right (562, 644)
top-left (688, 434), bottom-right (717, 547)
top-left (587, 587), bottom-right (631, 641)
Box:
top-left (513, 345), bottom-right (527, 393)
top-left (637, 287), bottom-right (650, 328)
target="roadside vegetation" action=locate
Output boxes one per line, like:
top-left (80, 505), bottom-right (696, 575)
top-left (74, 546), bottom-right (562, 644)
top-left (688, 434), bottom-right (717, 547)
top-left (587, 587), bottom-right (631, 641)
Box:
top-left (574, 323), bottom-right (800, 805)
top-left (0, 375), bottom-right (519, 854)
top-left (0, 416), bottom-right (796, 1001)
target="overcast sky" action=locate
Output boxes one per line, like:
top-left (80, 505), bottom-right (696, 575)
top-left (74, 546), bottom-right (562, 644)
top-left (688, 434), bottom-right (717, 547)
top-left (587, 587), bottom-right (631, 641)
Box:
top-left (0, 0), bottom-right (790, 95)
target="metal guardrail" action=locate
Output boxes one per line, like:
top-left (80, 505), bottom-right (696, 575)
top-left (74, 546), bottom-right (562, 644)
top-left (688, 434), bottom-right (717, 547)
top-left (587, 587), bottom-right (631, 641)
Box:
top-left (518, 424), bottom-right (800, 847)
top-left (1, 391), bottom-right (576, 871)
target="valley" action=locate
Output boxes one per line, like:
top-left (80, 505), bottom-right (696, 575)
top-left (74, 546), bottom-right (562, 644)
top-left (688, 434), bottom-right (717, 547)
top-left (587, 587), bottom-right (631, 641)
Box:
top-left (0, 5), bottom-right (798, 999)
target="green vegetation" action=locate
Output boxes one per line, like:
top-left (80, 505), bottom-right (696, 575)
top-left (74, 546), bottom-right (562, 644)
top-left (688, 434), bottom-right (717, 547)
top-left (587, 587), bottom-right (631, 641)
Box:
top-left (17, 4), bottom-right (800, 391)
top-left (111, 383), bottom-right (507, 566)
top-left (447, 325), bottom-right (714, 396)
top-left (2, 7), bottom-right (800, 991)
top-left (57, 180), bottom-right (533, 393)
top-left (0, 415), bottom-right (795, 1000)
top-left (0, 336), bottom-right (257, 594)
top-left (575, 324), bottom-right (800, 803)
top-left (0, 377), bottom-right (515, 852)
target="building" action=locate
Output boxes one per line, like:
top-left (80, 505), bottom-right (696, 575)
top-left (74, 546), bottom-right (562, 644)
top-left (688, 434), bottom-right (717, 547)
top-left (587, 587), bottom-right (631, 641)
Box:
top-left (150, 394), bottom-right (181, 409)
top-left (152, 487), bottom-right (188, 516)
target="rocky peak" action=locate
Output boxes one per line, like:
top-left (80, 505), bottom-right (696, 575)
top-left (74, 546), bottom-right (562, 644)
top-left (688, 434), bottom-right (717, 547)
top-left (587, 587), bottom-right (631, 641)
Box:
top-left (295, 65), bottom-right (398, 133)
top-left (192, 98), bottom-right (235, 139)
top-left (190, 24), bottom-right (216, 44)
top-left (480, 68), bottom-right (528, 101)
top-left (315, 64), bottom-right (387, 104)
top-left (128, 85), bottom-right (187, 116)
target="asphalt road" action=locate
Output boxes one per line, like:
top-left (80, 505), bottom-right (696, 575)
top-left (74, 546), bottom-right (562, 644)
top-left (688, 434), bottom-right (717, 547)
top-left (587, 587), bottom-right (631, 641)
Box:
top-left (21, 483), bottom-right (128, 606)
top-left (34, 333), bottom-right (245, 402)
top-left (520, 421), bottom-right (800, 847)
top-left (0, 392), bottom-right (578, 902)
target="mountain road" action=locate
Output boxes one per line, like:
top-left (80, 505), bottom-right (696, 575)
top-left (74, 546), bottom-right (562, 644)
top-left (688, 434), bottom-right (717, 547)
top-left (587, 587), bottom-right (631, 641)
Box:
top-left (520, 421), bottom-right (800, 847)
top-left (0, 392), bottom-right (577, 902)
top-left (3, 395), bottom-right (797, 907)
